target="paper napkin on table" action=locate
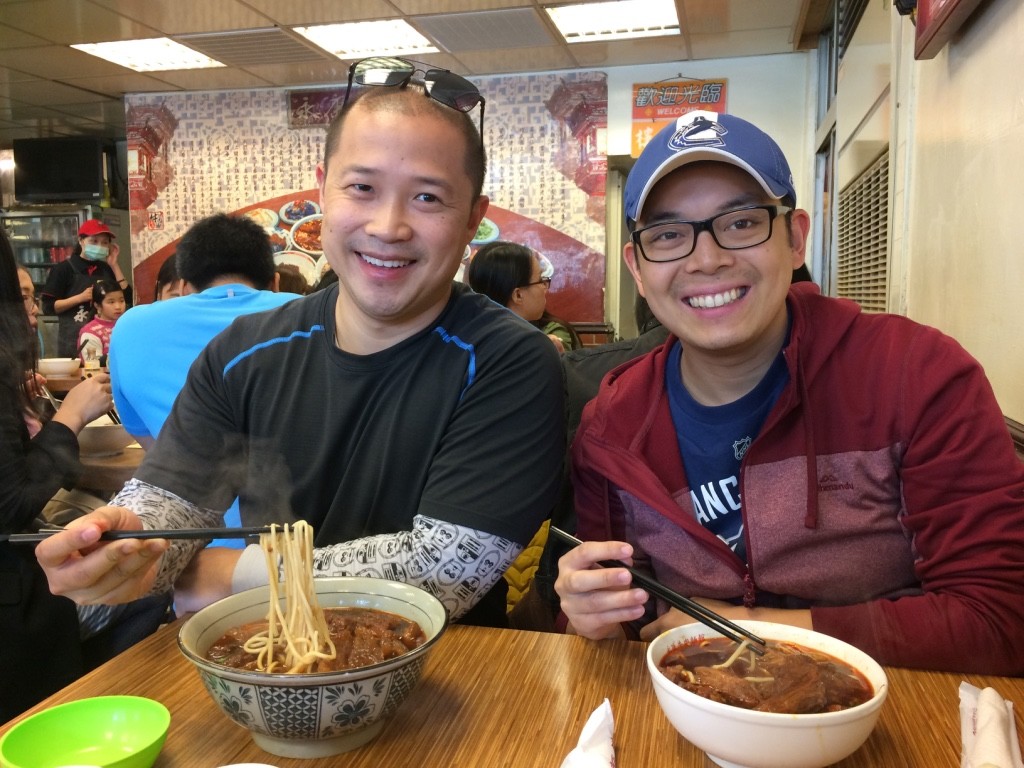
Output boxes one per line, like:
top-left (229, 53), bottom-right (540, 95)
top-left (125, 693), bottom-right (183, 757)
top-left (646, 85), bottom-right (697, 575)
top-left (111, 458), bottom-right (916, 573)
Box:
top-left (960, 682), bottom-right (1024, 768)
top-left (560, 698), bottom-right (615, 768)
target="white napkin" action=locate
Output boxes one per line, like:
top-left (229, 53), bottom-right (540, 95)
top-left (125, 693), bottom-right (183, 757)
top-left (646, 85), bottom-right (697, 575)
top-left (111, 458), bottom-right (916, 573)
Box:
top-left (960, 682), bottom-right (1024, 768)
top-left (560, 699), bottom-right (615, 768)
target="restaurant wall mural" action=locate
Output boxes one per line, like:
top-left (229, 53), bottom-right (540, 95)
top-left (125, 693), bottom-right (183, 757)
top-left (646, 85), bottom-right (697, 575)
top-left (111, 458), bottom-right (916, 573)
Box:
top-left (124, 71), bottom-right (607, 322)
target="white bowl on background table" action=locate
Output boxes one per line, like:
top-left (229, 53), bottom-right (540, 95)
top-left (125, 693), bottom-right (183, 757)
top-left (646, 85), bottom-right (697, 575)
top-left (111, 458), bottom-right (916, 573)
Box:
top-left (78, 415), bottom-right (133, 457)
top-left (38, 357), bottom-right (80, 377)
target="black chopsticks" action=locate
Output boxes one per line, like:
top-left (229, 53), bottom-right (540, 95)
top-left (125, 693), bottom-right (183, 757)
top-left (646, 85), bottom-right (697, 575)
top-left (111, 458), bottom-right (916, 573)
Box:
top-left (549, 526), bottom-right (767, 654)
top-left (2, 526), bottom-right (272, 544)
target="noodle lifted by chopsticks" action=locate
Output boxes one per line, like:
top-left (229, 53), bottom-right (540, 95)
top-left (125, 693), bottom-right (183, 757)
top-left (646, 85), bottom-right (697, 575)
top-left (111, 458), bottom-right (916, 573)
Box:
top-left (242, 522), bottom-right (337, 673)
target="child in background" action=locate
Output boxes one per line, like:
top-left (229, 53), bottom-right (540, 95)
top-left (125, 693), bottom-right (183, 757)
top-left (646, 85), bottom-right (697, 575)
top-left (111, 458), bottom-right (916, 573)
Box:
top-left (78, 279), bottom-right (126, 365)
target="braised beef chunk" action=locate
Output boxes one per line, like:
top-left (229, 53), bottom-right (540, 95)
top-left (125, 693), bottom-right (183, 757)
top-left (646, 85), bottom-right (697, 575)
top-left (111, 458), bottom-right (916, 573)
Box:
top-left (691, 667), bottom-right (761, 709)
top-left (205, 607), bottom-right (427, 673)
top-left (753, 651), bottom-right (826, 714)
top-left (658, 638), bottom-right (873, 714)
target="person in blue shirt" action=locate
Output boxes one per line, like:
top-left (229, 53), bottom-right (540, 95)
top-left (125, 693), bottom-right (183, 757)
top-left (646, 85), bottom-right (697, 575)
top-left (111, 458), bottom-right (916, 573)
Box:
top-left (108, 213), bottom-right (299, 547)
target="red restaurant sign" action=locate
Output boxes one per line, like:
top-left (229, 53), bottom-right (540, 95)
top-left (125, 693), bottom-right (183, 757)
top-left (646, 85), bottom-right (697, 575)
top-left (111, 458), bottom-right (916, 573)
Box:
top-left (630, 79), bottom-right (728, 157)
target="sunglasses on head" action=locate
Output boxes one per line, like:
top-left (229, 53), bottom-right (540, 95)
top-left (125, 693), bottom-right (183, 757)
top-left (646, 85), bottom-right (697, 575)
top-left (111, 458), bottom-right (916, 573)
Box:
top-left (343, 57), bottom-right (486, 135)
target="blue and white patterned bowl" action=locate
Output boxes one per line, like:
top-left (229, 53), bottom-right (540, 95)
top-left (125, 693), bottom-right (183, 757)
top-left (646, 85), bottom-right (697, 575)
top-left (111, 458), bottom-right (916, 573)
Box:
top-left (178, 577), bottom-right (448, 759)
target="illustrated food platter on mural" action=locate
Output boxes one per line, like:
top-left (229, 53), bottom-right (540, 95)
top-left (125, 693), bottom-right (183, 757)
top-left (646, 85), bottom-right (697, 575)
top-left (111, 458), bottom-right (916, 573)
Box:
top-left (244, 199), bottom-right (323, 260)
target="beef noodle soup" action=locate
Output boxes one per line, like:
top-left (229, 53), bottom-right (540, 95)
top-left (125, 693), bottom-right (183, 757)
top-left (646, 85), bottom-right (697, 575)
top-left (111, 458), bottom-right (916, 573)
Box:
top-left (658, 637), bottom-right (873, 714)
top-left (206, 606), bottom-right (426, 673)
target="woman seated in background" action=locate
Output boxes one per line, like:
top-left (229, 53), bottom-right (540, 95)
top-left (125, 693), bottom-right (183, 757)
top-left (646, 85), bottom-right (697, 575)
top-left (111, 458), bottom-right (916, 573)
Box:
top-left (77, 279), bottom-right (126, 364)
top-left (0, 229), bottom-right (115, 720)
top-left (466, 240), bottom-right (579, 352)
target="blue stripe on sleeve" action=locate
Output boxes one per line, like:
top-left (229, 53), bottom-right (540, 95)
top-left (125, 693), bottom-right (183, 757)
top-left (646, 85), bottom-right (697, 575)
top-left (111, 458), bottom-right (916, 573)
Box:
top-left (433, 326), bottom-right (476, 401)
top-left (222, 324), bottom-right (326, 377)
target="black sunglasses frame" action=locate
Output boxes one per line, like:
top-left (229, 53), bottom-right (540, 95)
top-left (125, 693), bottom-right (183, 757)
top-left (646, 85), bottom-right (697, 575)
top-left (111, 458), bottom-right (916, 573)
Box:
top-left (343, 57), bottom-right (485, 136)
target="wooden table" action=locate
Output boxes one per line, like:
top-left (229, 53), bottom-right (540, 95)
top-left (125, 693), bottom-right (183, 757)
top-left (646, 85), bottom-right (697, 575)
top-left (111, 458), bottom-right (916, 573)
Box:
top-left (78, 444), bottom-right (144, 497)
top-left (43, 367), bottom-right (107, 394)
top-left (2, 622), bottom-right (1021, 767)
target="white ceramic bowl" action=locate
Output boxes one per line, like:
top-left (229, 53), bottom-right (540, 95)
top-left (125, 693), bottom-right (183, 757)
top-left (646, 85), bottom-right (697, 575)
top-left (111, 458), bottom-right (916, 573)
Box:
top-left (274, 250), bottom-right (318, 288)
top-left (646, 621), bottom-right (888, 768)
top-left (178, 576), bottom-right (448, 759)
top-left (38, 357), bottom-right (80, 377)
top-left (78, 421), bottom-right (133, 457)
top-left (289, 213), bottom-right (323, 256)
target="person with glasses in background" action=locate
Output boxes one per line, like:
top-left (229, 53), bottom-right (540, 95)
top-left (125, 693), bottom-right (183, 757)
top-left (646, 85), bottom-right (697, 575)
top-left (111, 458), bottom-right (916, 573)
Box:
top-left (467, 240), bottom-right (578, 353)
top-left (35, 57), bottom-right (564, 631)
top-left (554, 111), bottom-right (1024, 675)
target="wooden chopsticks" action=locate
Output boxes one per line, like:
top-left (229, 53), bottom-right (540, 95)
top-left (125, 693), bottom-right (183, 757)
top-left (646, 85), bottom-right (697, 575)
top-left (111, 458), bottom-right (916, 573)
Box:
top-left (2, 526), bottom-right (272, 544)
top-left (549, 526), bottom-right (767, 654)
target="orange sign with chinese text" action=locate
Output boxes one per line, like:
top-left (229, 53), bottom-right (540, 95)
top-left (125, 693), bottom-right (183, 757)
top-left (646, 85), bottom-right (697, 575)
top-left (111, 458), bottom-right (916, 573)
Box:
top-left (630, 80), bottom-right (728, 157)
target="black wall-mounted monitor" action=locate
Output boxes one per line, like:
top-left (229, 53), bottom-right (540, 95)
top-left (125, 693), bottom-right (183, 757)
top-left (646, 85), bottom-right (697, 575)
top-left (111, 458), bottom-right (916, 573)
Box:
top-left (13, 137), bottom-right (106, 203)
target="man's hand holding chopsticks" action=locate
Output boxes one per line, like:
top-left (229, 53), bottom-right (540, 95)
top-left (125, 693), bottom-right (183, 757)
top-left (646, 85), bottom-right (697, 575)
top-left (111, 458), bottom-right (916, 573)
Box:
top-left (35, 507), bottom-right (168, 606)
top-left (555, 539), bottom-right (649, 640)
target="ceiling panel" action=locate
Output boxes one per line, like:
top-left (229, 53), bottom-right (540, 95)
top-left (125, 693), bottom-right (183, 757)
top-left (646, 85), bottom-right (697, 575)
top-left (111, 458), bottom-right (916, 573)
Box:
top-left (689, 28), bottom-right (799, 59)
top-left (87, 0), bottom-right (277, 36)
top-left (0, 22), bottom-right (52, 49)
top-left (149, 67), bottom-right (275, 91)
top-left (237, 0), bottom-right (397, 26)
top-left (391, 0), bottom-right (533, 12)
top-left (0, 0), bottom-right (161, 44)
top-left (414, 8), bottom-right (557, 52)
top-left (0, 0), bottom-right (831, 150)
top-left (456, 45), bottom-right (577, 74)
top-left (61, 72), bottom-right (187, 97)
top-left (0, 44), bottom-right (130, 80)
top-left (6, 78), bottom-right (117, 105)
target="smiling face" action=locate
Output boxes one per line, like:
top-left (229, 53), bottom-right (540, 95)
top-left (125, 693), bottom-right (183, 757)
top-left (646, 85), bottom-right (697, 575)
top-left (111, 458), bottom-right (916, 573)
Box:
top-left (625, 162), bottom-right (809, 386)
top-left (316, 93), bottom-right (488, 353)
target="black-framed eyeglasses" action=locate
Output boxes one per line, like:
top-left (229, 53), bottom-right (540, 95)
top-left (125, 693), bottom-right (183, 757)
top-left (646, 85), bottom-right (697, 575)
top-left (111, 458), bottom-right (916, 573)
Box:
top-left (343, 57), bottom-right (485, 135)
top-left (631, 205), bottom-right (792, 263)
top-left (521, 276), bottom-right (551, 289)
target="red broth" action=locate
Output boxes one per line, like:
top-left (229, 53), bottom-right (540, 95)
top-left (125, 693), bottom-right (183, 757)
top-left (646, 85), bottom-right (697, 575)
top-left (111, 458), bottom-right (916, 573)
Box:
top-left (206, 607), bottom-right (425, 673)
top-left (658, 636), bottom-right (873, 713)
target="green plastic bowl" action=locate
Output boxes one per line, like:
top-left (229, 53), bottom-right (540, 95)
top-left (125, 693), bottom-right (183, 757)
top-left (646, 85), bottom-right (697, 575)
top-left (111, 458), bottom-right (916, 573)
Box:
top-left (0, 695), bottom-right (169, 768)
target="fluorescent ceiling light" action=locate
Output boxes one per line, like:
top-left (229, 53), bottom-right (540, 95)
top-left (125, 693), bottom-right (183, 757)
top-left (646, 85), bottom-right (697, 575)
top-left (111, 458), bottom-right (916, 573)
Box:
top-left (294, 20), bottom-right (439, 58)
top-left (546, 0), bottom-right (680, 43)
top-left (72, 39), bottom-right (226, 71)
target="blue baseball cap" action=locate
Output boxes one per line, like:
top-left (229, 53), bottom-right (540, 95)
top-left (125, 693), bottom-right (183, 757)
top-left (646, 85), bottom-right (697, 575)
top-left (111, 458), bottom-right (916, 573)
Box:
top-left (625, 111), bottom-right (796, 226)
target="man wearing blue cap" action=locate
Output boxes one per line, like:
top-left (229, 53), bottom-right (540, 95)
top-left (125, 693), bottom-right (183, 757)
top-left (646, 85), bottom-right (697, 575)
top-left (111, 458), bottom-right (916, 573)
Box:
top-left (555, 111), bottom-right (1024, 675)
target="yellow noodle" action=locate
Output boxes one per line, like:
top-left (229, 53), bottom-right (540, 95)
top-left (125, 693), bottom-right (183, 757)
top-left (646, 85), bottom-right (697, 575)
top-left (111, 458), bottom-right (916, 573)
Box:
top-left (242, 522), bottom-right (337, 673)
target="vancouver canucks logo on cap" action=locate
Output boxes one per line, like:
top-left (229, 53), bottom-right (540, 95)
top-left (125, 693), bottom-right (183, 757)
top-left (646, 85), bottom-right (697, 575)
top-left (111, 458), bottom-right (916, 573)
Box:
top-left (668, 113), bottom-right (727, 151)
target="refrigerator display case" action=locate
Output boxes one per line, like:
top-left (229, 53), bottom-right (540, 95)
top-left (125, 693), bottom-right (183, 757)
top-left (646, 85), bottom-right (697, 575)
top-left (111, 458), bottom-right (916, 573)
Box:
top-left (1, 205), bottom-right (93, 289)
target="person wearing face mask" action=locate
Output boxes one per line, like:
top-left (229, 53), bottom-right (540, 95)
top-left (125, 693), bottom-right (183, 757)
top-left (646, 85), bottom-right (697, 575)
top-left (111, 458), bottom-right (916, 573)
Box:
top-left (41, 219), bottom-right (132, 358)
